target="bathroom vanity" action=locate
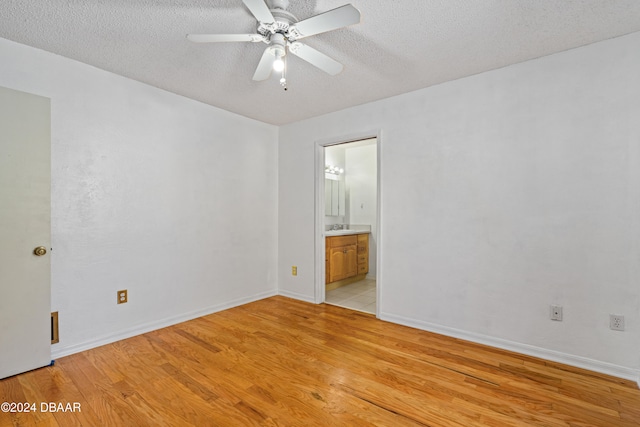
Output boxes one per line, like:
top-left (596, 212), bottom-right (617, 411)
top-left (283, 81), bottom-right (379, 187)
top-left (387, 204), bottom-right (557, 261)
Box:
top-left (325, 230), bottom-right (369, 289)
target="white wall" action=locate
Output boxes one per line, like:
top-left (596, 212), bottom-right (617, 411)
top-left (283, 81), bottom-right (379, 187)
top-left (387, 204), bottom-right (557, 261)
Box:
top-left (0, 38), bottom-right (279, 357)
top-left (278, 32), bottom-right (640, 381)
top-left (345, 143), bottom-right (377, 277)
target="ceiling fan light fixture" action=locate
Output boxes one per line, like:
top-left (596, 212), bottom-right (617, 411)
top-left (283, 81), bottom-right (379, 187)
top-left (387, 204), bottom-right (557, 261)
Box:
top-left (273, 55), bottom-right (285, 72)
top-left (270, 41), bottom-right (286, 72)
top-left (273, 59), bottom-right (284, 71)
top-left (187, 0), bottom-right (361, 86)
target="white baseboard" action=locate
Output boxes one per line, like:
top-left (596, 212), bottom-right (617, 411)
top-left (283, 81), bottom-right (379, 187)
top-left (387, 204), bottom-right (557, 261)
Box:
top-left (381, 311), bottom-right (640, 387)
top-left (278, 289), bottom-right (317, 304)
top-left (51, 290), bottom-right (277, 360)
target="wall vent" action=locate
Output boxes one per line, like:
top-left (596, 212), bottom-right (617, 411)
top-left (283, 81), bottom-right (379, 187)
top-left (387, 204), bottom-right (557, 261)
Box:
top-left (51, 312), bottom-right (59, 344)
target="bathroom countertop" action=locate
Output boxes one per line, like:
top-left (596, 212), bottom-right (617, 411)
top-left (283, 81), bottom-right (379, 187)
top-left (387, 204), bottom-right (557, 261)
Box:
top-left (325, 229), bottom-right (370, 237)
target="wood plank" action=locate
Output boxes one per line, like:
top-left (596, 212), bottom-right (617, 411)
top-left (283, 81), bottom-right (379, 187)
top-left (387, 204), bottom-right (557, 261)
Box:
top-left (1, 296), bottom-right (639, 426)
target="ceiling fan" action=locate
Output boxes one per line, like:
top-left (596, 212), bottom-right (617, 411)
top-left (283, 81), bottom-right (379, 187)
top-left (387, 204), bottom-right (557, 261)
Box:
top-left (187, 0), bottom-right (361, 89)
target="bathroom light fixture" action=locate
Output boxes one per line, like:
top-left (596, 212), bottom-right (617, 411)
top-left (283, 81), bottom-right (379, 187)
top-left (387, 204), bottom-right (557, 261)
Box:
top-left (325, 165), bottom-right (344, 175)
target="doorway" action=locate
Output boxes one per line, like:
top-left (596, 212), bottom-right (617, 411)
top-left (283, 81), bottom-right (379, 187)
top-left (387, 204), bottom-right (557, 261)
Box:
top-left (316, 136), bottom-right (380, 315)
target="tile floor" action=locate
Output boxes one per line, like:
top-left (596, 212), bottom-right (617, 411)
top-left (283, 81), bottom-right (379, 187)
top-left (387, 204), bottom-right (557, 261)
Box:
top-left (325, 278), bottom-right (376, 314)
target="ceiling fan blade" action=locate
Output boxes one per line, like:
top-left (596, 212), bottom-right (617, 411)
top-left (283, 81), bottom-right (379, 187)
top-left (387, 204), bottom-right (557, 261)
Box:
top-left (253, 47), bottom-right (275, 81)
top-left (291, 4), bottom-right (360, 39)
top-left (242, 0), bottom-right (275, 23)
top-left (186, 34), bottom-right (263, 43)
top-left (288, 42), bottom-right (343, 75)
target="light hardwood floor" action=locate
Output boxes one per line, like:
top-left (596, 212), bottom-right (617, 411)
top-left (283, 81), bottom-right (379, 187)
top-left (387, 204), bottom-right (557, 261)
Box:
top-left (1, 296), bottom-right (639, 426)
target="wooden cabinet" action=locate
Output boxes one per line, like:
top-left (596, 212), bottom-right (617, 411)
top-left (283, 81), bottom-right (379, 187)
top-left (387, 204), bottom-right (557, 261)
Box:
top-left (325, 235), bottom-right (356, 283)
top-left (357, 233), bottom-right (369, 275)
top-left (328, 244), bottom-right (357, 282)
top-left (326, 233), bottom-right (369, 286)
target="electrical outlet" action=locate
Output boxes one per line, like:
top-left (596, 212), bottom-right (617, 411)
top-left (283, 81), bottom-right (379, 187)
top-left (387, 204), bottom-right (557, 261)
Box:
top-left (550, 305), bottom-right (563, 321)
top-left (292, 266), bottom-right (297, 276)
top-left (117, 290), bottom-right (128, 304)
top-left (610, 314), bottom-right (625, 331)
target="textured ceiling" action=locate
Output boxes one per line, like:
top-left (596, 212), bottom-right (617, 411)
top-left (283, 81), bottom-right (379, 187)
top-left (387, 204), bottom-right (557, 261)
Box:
top-left (2, 0), bottom-right (640, 125)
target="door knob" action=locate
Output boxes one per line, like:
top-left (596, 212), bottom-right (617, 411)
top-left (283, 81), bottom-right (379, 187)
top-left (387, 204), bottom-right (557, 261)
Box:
top-left (33, 246), bottom-right (47, 256)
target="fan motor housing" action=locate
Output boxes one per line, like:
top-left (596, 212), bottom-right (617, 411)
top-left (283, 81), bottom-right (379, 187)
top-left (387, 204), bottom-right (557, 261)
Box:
top-left (258, 9), bottom-right (298, 40)
top-left (268, 33), bottom-right (286, 57)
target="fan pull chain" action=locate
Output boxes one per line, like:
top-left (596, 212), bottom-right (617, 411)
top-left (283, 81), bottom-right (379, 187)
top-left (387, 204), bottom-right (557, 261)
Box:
top-left (280, 54), bottom-right (288, 91)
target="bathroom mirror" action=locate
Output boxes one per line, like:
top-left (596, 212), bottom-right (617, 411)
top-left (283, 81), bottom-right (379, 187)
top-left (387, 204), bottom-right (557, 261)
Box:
top-left (325, 179), bottom-right (345, 216)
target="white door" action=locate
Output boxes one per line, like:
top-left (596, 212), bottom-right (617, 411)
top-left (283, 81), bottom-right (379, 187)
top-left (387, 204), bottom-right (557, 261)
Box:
top-left (0, 86), bottom-right (51, 379)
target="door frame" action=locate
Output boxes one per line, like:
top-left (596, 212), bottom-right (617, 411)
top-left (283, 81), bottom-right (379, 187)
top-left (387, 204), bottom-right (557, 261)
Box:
top-left (314, 129), bottom-right (383, 318)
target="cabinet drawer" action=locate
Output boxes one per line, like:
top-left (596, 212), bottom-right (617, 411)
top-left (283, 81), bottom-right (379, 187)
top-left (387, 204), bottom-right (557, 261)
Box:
top-left (357, 233), bottom-right (368, 255)
top-left (357, 254), bottom-right (368, 264)
top-left (358, 264), bottom-right (368, 274)
top-left (327, 235), bottom-right (357, 248)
